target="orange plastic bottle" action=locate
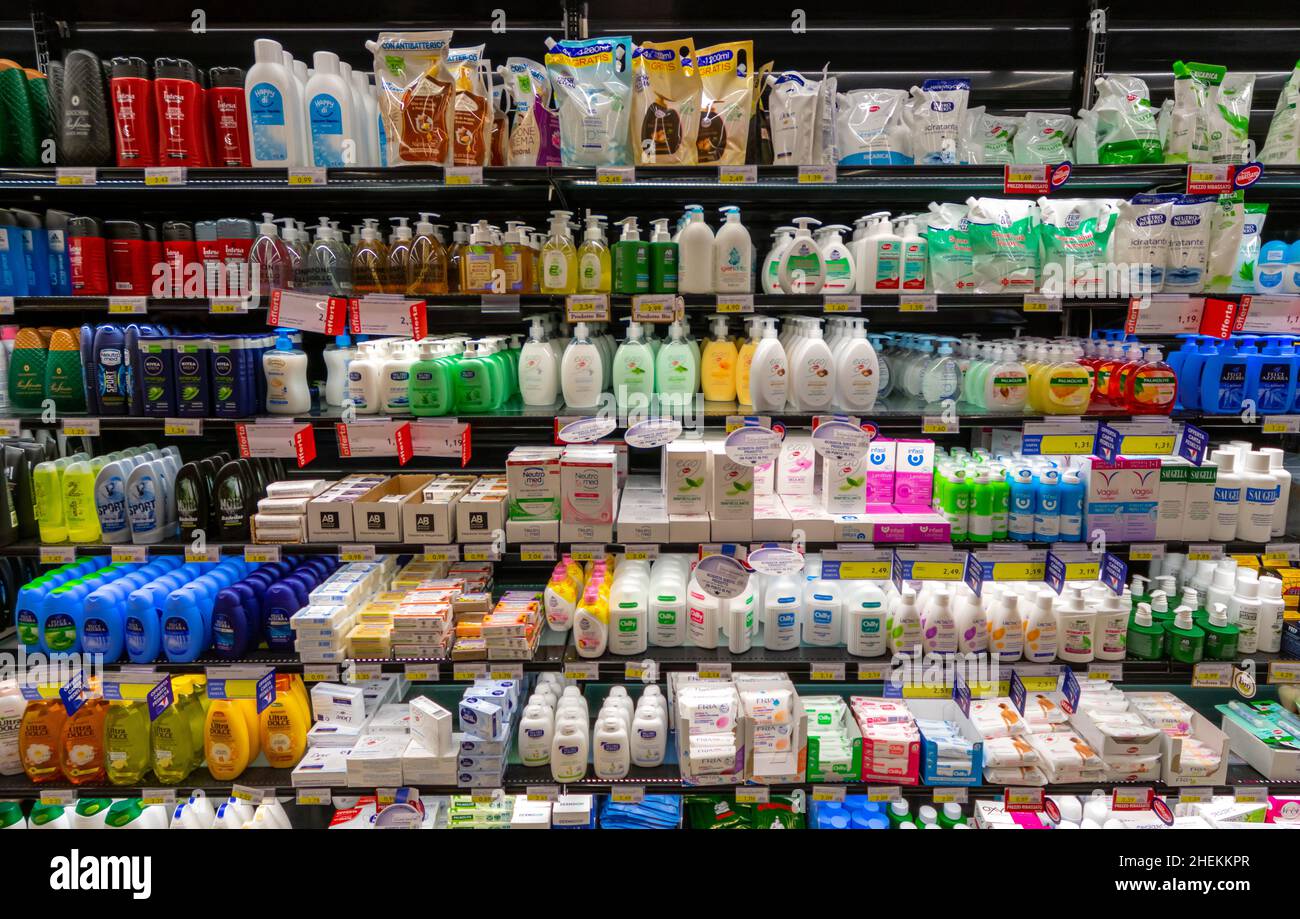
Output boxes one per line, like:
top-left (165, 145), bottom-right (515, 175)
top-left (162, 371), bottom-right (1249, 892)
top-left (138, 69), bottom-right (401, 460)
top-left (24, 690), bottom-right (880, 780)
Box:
top-left (19, 699), bottom-right (68, 783)
top-left (1105, 343), bottom-right (1144, 405)
top-left (1123, 344), bottom-right (1178, 414)
top-left (1091, 342), bottom-right (1123, 407)
top-left (60, 697), bottom-right (109, 785)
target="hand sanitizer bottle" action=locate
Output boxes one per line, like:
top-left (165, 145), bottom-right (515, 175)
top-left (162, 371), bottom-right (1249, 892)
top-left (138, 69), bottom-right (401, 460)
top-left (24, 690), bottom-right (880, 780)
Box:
top-left (778, 217), bottom-right (824, 294)
top-left (819, 224), bottom-right (856, 293)
top-left (714, 206), bottom-right (753, 293)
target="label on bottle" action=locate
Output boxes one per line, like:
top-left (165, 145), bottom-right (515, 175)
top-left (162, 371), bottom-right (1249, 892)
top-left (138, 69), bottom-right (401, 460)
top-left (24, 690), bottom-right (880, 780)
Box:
top-left (874, 241), bottom-right (900, 290)
top-left (249, 82), bottom-right (289, 161)
top-left (543, 250), bottom-right (570, 290)
top-left (578, 252), bottom-right (603, 291)
top-left (308, 93), bottom-right (346, 167)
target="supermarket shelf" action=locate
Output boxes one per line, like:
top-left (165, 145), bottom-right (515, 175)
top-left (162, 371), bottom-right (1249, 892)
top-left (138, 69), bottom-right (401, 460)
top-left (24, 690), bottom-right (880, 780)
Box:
top-left (5, 165), bottom-right (1300, 193)
top-left (0, 760), bottom-right (1290, 802)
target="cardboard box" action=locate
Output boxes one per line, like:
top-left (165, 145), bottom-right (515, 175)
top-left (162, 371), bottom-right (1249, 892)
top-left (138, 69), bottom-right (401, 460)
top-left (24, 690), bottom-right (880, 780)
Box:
top-left (753, 494), bottom-right (793, 541)
top-left (351, 475), bottom-right (434, 542)
top-left (506, 518), bottom-right (559, 543)
top-left (1219, 707), bottom-right (1300, 781)
top-left (803, 695), bottom-right (863, 783)
top-left (1155, 459), bottom-right (1188, 541)
top-left (307, 475), bottom-right (387, 542)
top-left (617, 489), bottom-right (670, 543)
top-left (457, 491), bottom-right (507, 542)
top-left (506, 447), bottom-right (562, 522)
top-left (669, 513), bottom-right (711, 543)
top-left (663, 440), bottom-right (711, 513)
top-left (409, 696), bottom-right (453, 755)
top-left (738, 675), bottom-right (807, 784)
top-left (712, 445), bottom-right (755, 521)
top-left (906, 698), bottom-right (984, 786)
top-left (562, 446), bottom-right (619, 527)
top-left (402, 474), bottom-right (476, 543)
top-left (1136, 705), bottom-right (1230, 787)
top-left (892, 439), bottom-right (934, 505)
top-left (864, 438), bottom-right (896, 503)
top-left (1070, 705), bottom-right (1164, 759)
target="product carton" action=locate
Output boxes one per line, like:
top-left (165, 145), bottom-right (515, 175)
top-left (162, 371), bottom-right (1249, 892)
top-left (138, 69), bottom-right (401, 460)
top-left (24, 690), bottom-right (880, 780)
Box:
top-left (457, 490), bottom-right (507, 543)
top-left (753, 493), bottom-right (794, 541)
top-left (351, 474), bottom-right (434, 542)
top-left (345, 733), bottom-right (407, 787)
top-left (1183, 460), bottom-right (1217, 541)
top-left (291, 747), bottom-right (349, 787)
top-left (409, 695), bottom-right (453, 755)
top-left (616, 488), bottom-right (671, 543)
top-left (505, 446), bottom-right (563, 522)
top-left (906, 698), bottom-right (984, 786)
top-left (1084, 456), bottom-right (1161, 542)
top-left (778, 494), bottom-right (835, 542)
top-left (402, 474), bottom-right (476, 544)
top-left (1128, 698), bottom-right (1230, 786)
top-left (663, 440), bottom-right (711, 513)
top-left (736, 674), bottom-right (807, 784)
top-left (1155, 459), bottom-right (1188, 541)
top-left (821, 455), bottom-right (867, 514)
top-left (307, 475), bottom-right (387, 542)
top-left (776, 436), bottom-right (815, 495)
top-left (711, 443), bottom-right (755, 520)
top-left (401, 737), bottom-right (457, 784)
top-left (669, 513), bottom-right (711, 543)
top-left (506, 518), bottom-right (559, 543)
top-left (561, 445), bottom-right (619, 533)
top-left (1218, 706), bottom-right (1300, 781)
top-left (802, 694), bottom-right (863, 783)
top-left (893, 439), bottom-right (934, 505)
top-left (864, 438), bottom-right (896, 503)
top-left (1070, 704), bottom-right (1164, 759)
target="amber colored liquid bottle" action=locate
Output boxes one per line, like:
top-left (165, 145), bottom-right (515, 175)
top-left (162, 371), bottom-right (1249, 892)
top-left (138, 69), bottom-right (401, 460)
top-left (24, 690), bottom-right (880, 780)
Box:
top-left (407, 216), bottom-right (450, 295)
top-left (351, 220), bottom-right (389, 295)
top-left (20, 699), bottom-right (68, 783)
top-left (60, 697), bottom-right (109, 785)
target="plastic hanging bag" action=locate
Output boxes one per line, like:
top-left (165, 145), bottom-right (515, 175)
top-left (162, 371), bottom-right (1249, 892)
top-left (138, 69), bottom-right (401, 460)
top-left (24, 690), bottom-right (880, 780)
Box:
top-left (1074, 109), bottom-right (1099, 164)
top-left (445, 45), bottom-right (490, 166)
top-left (815, 69), bottom-right (837, 165)
top-left (1261, 61), bottom-right (1300, 164)
top-left (1163, 194), bottom-right (1217, 292)
top-left (694, 41), bottom-right (753, 165)
top-left (1037, 197), bottom-right (1120, 297)
top-left (1229, 202), bottom-right (1269, 293)
top-left (964, 197), bottom-right (1040, 294)
top-left (1204, 192), bottom-right (1245, 292)
top-left (1203, 72), bottom-right (1255, 164)
top-left (1166, 60), bottom-right (1220, 163)
top-left (925, 201), bottom-right (975, 293)
top-left (836, 89), bottom-right (911, 165)
top-left (903, 79), bottom-right (968, 165)
top-left (502, 58), bottom-right (543, 165)
top-left (368, 31), bottom-right (455, 166)
top-left (957, 106), bottom-right (1018, 165)
top-left (1091, 75), bottom-right (1162, 164)
top-left (766, 71), bottom-right (820, 165)
top-left (630, 39), bottom-right (702, 165)
top-left (1112, 193), bottom-right (1176, 294)
top-left (1011, 112), bottom-right (1075, 163)
top-left (545, 35), bottom-right (634, 167)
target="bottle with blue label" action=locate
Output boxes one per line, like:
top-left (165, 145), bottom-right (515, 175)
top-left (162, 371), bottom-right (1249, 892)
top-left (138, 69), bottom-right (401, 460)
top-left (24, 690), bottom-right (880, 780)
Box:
top-left (1166, 335), bottom-right (1199, 410)
top-left (93, 325), bottom-right (128, 415)
top-left (1255, 240), bottom-right (1288, 293)
top-left (1245, 336), bottom-right (1298, 414)
top-left (1198, 337), bottom-right (1248, 414)
top-left (15, 558), bottom-right (105, 652)
top-left (1033, 468), bottom-right (1061, 540)
top-left (1058, 470), bottom-right (1084, 542)
top-left (245, 39), bottom-right (304, 167)
top-left (125, 565), bottom-right (198, 663)
top-left (38, 565), bottom-right (122, 653)
top-left (305, 51), bottom-right (355, 168)
top-left (80, 558), bottom-right (181, 662)
top-left (47, 210), bottom-right (73, 296)
top-left (1007, 468), bottom-right (1036, 542)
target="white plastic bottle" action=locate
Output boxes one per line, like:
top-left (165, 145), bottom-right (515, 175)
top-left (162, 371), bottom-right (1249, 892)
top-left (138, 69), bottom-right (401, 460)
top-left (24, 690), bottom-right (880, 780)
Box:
top-left (1057, 590), bottom-right (1097, 663)
top-left (630, 705), bottom-right (667, 767)
top-left (989, 592), bottom-right (1024, 661)
top-left (323, 334), bottom-right (355, 407)
top-left (889, 586), bottom-right (922, 654)
top-left (381, 340), bottom-right (416, 413)
top-left (762, 226), bottom-right (795, 294)
top-left (778, 217), bottom-right (824, 294)
top-left (954, 587), bottom-right (989, 654)
top-left (687, 573), bottom-right (720, 649)
top-left (854, 213), bottom-right (901, 293)
top-left (921, 588), bottom-right (959, 655)
top-left (803, 576), bottom-right (842, 646)
top-left (304, 51), bottom-right (356, 168)
top-left (1237, 452), bottom-right (1280, 542)
top-left (748, 318), bottom-right (789, 411)
top-left (1258, 575), bottom-right (1285, 653)
top-left (519, 317), bottom-right (559, 405)
top-left (762, 572), bottom-right (802, 650)
top-left (833, 319), bottom-right (880, 411)
top-left (790, 320), bottom-right (834, 411)
top-left (560, 321), bottom-right (604, 409)
top-left (517, 704), bottom-right (553, 766)
top-left (550, 723), bottom-right (589, 782)
top-left (678, 205), bottom-right (716, 294)
top-left (844, 580), bottom-right (887, 657)
top-left (346, 341), bottom-right (382, 413)
top-left (608, 566), bottom-right (648, 656)
top-left (728, 592), bottom-right (753, 653)
top-left (900, 217), bottom-right (929, 292)
top-left (1259, 448), bottom-right (1292, 537)
top-left (1023, 590), bottom-right (1059, 663)
top-left (1094, 594), bottom-right (1129, 662)
top-left (263, 328), bottom-right (311, 414)
top-left (819, 224), bottom-right (856, 293)
top-left (648, 558), bottom-right (687, 647)
top-left (714, 206), bottom-right (753, 293)
top-left (593, 717), bottom-right (630, 779)
top-left (350, 68), bottom-right (379, 167)
top-left (245, 38), bottom-right (305, 167)
top-left (1209, 449), bottom-right (1243, 540)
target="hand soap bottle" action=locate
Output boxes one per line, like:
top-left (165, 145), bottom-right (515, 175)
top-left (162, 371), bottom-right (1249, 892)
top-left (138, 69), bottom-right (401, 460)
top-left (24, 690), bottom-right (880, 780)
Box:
top-left (460, 219), bottom-right (502, 293)
top-left (500, 220), bottom-right (533, 293)
top-left (613, 217), bottom-right (650, 294)
top-left (748, 318), bottom-right (789, 410)
top-left (700, 315), bottom-right (738, 402)
top-left (519, 318), bottom-right (559, 406)
top-left (560, 322), bottom-right (603, 409)
top-left (714, 206), bottom-right (753, 293)
top-left (818, 224), bottom-right (856, 293)
top-left (734, 317), bottom-right (759, 407)
top-left (612, 320), bottom-right (655, 409)
top-left (385, 217), bottom-right (413, 294)
top-left (540, 210), bottom-right (577, 294)
top-left (407, 212), bottom-right (449, 295)
top-left (648, 218), bottom-right (678, 294)
top-left (655, 321), bottom-right (698, 400)
top-left (350, 218), bottom-right (387, 294)
top-left (778, 217), bottom-right (825, 294)
top-left (577, 214), bottom-right (611, 294)
top-left (1122, 344), bottom-right (1178, 414)
top-left (263, 328), bottom-right (309, 414)
top-left (762, 226), bottom-right (795, 294)
top-left (678, 205), bottom-right (715, 294)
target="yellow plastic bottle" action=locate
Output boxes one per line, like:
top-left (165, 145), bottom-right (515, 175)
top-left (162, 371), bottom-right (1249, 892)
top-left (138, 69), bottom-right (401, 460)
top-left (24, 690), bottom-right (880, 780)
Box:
top-left (459, 219), bottom-right (503, 293)
top-left (1040, 345), bottom-right (1092, 414)
top-left (406, 213), bottom-right (450, 295)
top-left (539, 210), bottom-right (578, 295)
top-left (734, 317), bottom-right (759, 406)
top-left (258, 675), bottom-right (308, 768)
top-left (1022, 344), bottom-right (1046, 411)
top-left (350, 219), bottom-right (389, 294)
top-left (701, 314), bottom-right (739, 402)
top-left (500, 221), bottom-right (535, 293)
top-left (204, 698), bottom-right (252, 781)
top-left (577, 214), bottom-right (612, 294)
top-left (385, 217), bottom-right (414, 294)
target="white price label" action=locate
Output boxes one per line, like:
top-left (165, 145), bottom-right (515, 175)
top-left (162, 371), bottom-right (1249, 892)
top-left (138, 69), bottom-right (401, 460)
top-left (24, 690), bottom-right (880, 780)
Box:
top-left (230, 784), bottom-right (266, 804)
top-left (302, 666), bottom-right (340, 683)
top-left (296, 789), bottom-right (332, 805)
top-left (144, 167), bottom-right (186, 186)
top-left (40, 545), bottom-right (76, 565)
top-left (596, 167), bottom-right (635, 185)
top-left (527, 785), bottom-right (560, 802)
top-left (718, 165), bottom-right (757, 184)
top-left (564, 663), bottom-right (600, 680)
top-left (856, 665), bottom-right (887, 681)
top-left (140, 788), bottom-right (176, 807)
top-left (696, 662), bottom-right (732, 679)
top-left (867, 785), bottom-right (902, 803)
top-left (811, 785), bottom-right (846, 802)
top-left (735, 787), bottom-right (770, 804)
top-left (403, 663), bottom-right (440, 682)
top-left (1023, 294), bottom-right (1062, 313)
top-left (1186, 544), bottom-right (1225, 561)
top-left (809, 664), bottom-right (846, 681)
top-left (797, 165), bottom-right (836, 184)
top-left (519, 544), bottom-right (556, 562)
top-left (350, 662), bottom-right (383, 681)
top-left (922, 416), bottom-right (958, 435)
top-left (56, 167), bottom-right (97, 186)
top-left (631, 294), bottom-right (677, 322)
top-left (1127, 543), bottom-right (1165, 562)
top-left (823, 295), bottom-right (861, 313)
top-left (61, 418), bottom-right (100, 437)
top-left (1087, 663), bottom-right (1123, 682)
top-left (610, 785), bottom-right (645, 803)
top-left (715, 294), bottom-right (754, 314)
top-left (351, 295), bottom-right (427, 338)
top-left (1192, 663), bottom-right (1234, 688)
top-left (0, 297), bottom-right (12, 316)
top-left (111, 546), bottom-right (148, 564)
top-left (489, 665), bottom-right (523, 681)
top-left (209, 298), bottom-right (250, 314)
top-left (933, 787), bottom-right (968, 805)
top-left (453, 664), bottom-right (487, 681)
top-left (899, 294), bottom-right (937, 312)
top-left (108, 297), bottom-right (147, 315)
top-left (339, 544), bottom-right (376, 562)
top-left (1262, 415), bottom-right (1300, 434)
top-left (622, 544), bottom-right (659, 561)
top-left (422, 547), bottom-right (460, 562)
top-left (184, 546), bottom-right (220, 564)
top-left (564, 294), bottom-right (611, 323)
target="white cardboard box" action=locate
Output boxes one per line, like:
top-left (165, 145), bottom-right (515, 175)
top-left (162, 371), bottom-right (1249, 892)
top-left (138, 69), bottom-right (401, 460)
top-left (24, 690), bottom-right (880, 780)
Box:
top-left (1219, 708), bottom-right (1300, 781)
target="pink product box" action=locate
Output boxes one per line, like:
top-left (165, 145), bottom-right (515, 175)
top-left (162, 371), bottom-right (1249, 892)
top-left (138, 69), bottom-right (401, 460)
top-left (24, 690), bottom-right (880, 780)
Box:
top-left (869, 506), bottom-right (951, 543)
top-left (865, 438), bottom-right (896, 503)
top-left (892, 440), bottom-right (934, 505)
top-left (860, 733), bottom-right (921, 785)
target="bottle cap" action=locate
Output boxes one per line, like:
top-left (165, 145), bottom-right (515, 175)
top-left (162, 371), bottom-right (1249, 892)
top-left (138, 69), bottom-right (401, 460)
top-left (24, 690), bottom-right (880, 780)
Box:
top-left (1172, 606), bottom-right (1194, 630)
top-left (1208, 603), bottom-right (1229, 628)
top-left (1134, 602), bottom-right (1153, 627)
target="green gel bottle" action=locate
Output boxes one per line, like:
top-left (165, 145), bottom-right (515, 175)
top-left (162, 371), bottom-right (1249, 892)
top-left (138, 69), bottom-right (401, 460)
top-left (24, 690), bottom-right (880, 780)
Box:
top-left (1163, 606), bottom-right (1205, 664)
top-left (1126, 602), bottom-right (1166, 660)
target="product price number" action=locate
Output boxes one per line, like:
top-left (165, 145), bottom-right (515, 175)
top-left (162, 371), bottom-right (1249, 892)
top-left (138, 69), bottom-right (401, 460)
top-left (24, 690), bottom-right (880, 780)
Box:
top-left (715, 295), bottom-right (754, 314)
top-left (209, 298), bottom-right (250, 314)
top-left (717, 165), bottom-right (756, 185)
top-left (564, 663), bottom-right (599, 681)
top-left (111, 546), bottom-right (148, 564)
top-left (1127, 543), bottom-right (1165, 562)
top-left (734, 787), bottom-right (769, 804)
top-left (596, 167), bottom-right (635, 185)
top-left (40, 546), bottom-right (76, 566)
top-left (809, 664), bottom-right (846, 681)
top-left (519, 544), bottom-right (556, 562)
top-left (1022, 294), bottom-right (1062, 313)
top-left (403, 664), bottom-right (440, 682)
top-left (811, 785), bottom-right (846, 802)
top-left (144, 167), bottom-right (186, 187)
top-left (164, 417), bottom-right (202, 437)
top-left (823, 295), bottom-right (861, 313)
top-left (244, 545), bottom-right (282, 564)
top-left (339, 544), bottom-right (376, 562)
top-left (108, 297), bottom-right (148, 315)
top-left (302, 666), bottom-right (339, 684)
top-left (797, 165), bottom-right (836, 184)
top-left (56, 167), bottom-right (96, 186)
top-left (922, 416), bottom-right (958, 435)
top-left (444, 166), bottom-right (483, 186)
top-left (610, 785), bottom-right (645, 804)
top-left (1262, 415), bottom-right (1300, 434)
top-left (287, 168), bottom-right (327, 186)
top-left (898, 295), bottom-right (937, 313)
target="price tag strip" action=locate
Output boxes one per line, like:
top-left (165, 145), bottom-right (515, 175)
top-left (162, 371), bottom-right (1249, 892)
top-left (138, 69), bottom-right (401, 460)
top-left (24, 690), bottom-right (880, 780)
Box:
top-left (268, 289), bottom-right (348, 335)
top-left (335, 419), bottom-right (414, 465)
top-left (236, 421), bottom-right (317, 467)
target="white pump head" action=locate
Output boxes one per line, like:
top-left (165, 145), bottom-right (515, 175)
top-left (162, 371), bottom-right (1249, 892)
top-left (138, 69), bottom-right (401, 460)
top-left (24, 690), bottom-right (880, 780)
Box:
top-left (650, 218), bottom-right (671, 241)
top-left (390, 216), bottom-right (412, 241)
top-left (618, 216), bottom-right (641, 240)
top-left (791, 217), bottom-right (822, 236)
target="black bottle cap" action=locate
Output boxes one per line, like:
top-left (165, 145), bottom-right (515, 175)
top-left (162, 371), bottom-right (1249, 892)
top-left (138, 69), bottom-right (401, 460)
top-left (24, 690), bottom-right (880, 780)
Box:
top-left (109, 56), bottom-right (150, 80)
top-left (208, 66), bottom-right (244, 88)
top-left (162, 220), bottom-right (194, 242)
top-left (153, 58), bottom-right (198, 83)
top-left (67, 216), bottom-right (101, 238)
top-left (104, 219), bottom-right (143, 240)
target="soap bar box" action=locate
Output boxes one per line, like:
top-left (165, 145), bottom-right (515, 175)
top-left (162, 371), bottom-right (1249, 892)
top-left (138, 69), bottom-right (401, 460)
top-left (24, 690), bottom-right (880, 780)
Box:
top-left (1127, 696), bottom-right (1230, 786)
top-left (350, 474), bottom-right (434, 542)
top-left (1069, 704), bottom-right (1163, 759)
top-left (402, 474), bottom-right (477, 544)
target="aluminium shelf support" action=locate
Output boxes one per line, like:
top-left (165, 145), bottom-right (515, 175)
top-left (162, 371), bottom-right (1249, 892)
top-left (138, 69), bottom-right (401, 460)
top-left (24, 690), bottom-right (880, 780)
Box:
top-left (1080, 0), bottom-right (1109, 111)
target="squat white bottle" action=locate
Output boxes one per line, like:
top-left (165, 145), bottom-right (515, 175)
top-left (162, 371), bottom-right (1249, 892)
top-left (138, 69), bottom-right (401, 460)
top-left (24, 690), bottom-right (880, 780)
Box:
top-left (517, 704), bottom-right (553, 766)
top-left (592, 717), bottom-right (630, 779)
top-left (550, 723), bottom-right (589, 782)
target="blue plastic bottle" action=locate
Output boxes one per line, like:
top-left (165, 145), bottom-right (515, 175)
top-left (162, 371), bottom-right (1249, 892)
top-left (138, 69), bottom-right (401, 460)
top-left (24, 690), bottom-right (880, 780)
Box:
top-left (79, 324), bottom-right (100, 415)
top-left (13, 210), bottom-right (52, 295)
top-left (124, 565), bottom-right (196, 663)
top-left (15, 562), bottom-right (91, 652)
top-left (1033, 469), bottom-right (1061, 541)
top-left (1166, 335), bottom-right (1199, 409)
top-left (1247, 336), bottom-right (1298, 414)
top-left (39, 566), bottom-right (123, 654)
top-left (1199, 338), bottom-right (1248, 414)
top-left (47, 210), bottom-right (73, 296)
top-left (0, 214), bottom-right (29, 295)
top-left (1058, 471), bottom-right (1084, 542)
top-left (1007, 468), bottom-right (1036, 542)
top-left (264, 572), bottom-right (312, 651)
top-left (1176, 337), bottom-right (1219, 412)
top-left (93, 324), bottom-right (128, 415)
top-left (1255, 240), bottom-right (1287, 292)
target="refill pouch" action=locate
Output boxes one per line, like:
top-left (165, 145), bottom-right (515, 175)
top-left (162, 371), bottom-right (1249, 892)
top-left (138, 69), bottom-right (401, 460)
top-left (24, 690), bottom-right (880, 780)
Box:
top-left (1112, 193), bottom-right (1175, 294)
top-left (1091, 75), bottom-right (1162, 164)
top-left (503, 57), bottom-right (545, 165)
top-left (925, 201), bottom-right (975, 293)
top-left (903, 78), bottom-right (969, 165)
top-left (815, 70), bottom-right (837, 165)
top-left (766, 71), bottom-right (820, 165)
top-left (1205, 192), bottom-right (1245, 292)
top-left (1203, 72), bottom-right (1255, 164)
top-left (958, 106), bottom-right (1018, 165)
top-left (964, 197), bottom-right (1040, 294)
top-left (837, 89), bottom-right (911, 165)
top-left (1261, 62), bottom-right (1300, 164)
top-left (631, 39), bottom-right (701, 165)
top-left (1011, 112), bottom-right (1075, 163)
top-left (1228, 202), bottom-right (1268, 293)
top-left (1167, 60), bottom-right (1221, 163)
top-left (1163, 194), bottom-right (1216, 292)
top-left (545, 35), bottom-right (634, 167)
top-left (1074, 108), bottom-right (1099, 163)
top-left (368, 30), bottom-right (454, 166)
top-left (1037, 197), bottom-right (1119, 296)
top-left (444, 45), bottom-right (489, 166)
top-left (694, 41), bottom-right (752, 165)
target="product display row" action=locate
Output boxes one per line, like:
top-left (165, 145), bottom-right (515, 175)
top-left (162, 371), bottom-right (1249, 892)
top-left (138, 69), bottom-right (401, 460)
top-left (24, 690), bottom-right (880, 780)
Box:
top-left (8, 35), bottom-right (1300, 169)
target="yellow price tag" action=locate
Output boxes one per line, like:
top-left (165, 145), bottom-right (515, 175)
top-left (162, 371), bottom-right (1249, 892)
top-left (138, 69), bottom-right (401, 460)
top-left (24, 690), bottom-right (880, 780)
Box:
top-left (296, 791), bottom-right (329, 806)
top-left (901, 684), bottom-right (955, 699)
top-left (1019, 676), bottom-right (1060, 692)
top-left (1120, 434), bottom-right (1175, 455)
top-left (910, 561), bottom-right (963, 580)
top-left (1037, 434), bottom-right (1095, 455)
top-left (144, 174), bottom-right (170, 186)
top-left (1064, 562), bottom-right (1099, 580)
top-left (58, 175), bottom-right (85, 186)
top-left (520, 549), bottom-right (549, 561)
top-left (990, 561), bottom-right (1045, 581)
top-left (837, 561), bottom-right (892, 579)
top-left (809, 666), bottom-right (845, 681)
top-left (445, 174), bottom-right (472, 186)
top-left (1087, 670), bottom-right (1112, 681)
top-left (856, 667), bottom-right (886, 681)
top-left (697, 669), bottom-right (728, 680)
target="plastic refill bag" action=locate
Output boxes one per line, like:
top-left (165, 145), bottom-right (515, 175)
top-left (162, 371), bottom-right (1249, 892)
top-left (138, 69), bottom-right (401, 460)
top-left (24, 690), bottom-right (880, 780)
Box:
top-left (1261, 62), bottom-right (1300, 164)
top-left (545, 35), bottom-right (634, 167)
top-left (1074, 109), bottom-right (1099, 164)
top-left (767, 71), bottom-right (820, 165)
top-left (503, 57), bottom-right (544, 165)
top-left (694, 41), bottom-right (753, 165)
top-left (369, 31), bottom-right (454, 166)
top-left (837, 89), bottom-right (912, 165)
top-left (1012, 112), bottom-right (1075, 163)
top-left (925, 201), bottom-right (975, 293)
top-left (1091, 75), bottom-right (1162, 164)
top-left (630, 39), bottom-right (701, 165)
top-left (904, 79), bottom-right (969, 164)
top-left (958, 106), bottom-right (1018, 165)
top-left (1228, 202), bottom-right (1268, 293)
top-left (1112, 194), bottom-right (1176, 294)
top-left (1166, 60), bottom-right (1221, 163)
top-left (816, 70), bottom-right (837, 165)
top-left (445, 45), bottom-right (489, 166)
top-left (1164, 195), bottom-right (1216, 292)
top-left (964, 197), bottom-right (1040, 294)
top-left (1204, 192), bottom-right (1245, 292)
top-left (1202, 72), bottom-right (1255, 164)
top-left (1037, 197), bottom-right (1120, 296)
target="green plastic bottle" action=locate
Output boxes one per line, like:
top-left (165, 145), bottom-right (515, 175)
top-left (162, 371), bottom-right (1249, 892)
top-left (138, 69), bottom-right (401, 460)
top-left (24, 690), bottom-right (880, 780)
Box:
top-left (613, 217), bottom-right (651, 294)
top-left (936, 802), bottom-right (966, 828)
top-left (989, 470), bottom-right (1010, 540)
top-left (409, 341), bottom-right (454, 416)
top-left (1126, 602), bottom-right (1165, 660)
top-left (1128, 574), bottom-right (1150, 616)
top-left (151, 690), bottom-right (199, 785)
top-left (649, 218), bottom-right (678, 294)
top-left (1202, 603), bottom-right (1240, 660)
top-left (886, 799), bottom-right (912, 828)
top-left (74, 798), bottom-right (112, 827)
top-left (44, 328), bottom-right (87, 411)
top-left (968, 473), bottom-right (993, 543)
top-left (104, 700), bottom-right (152, 785)
top-left (1163, 606), bottom-right (1205, 663)
top-left (32, 460), bottom-right (67, 543)
top-left (942, 469), bottom-right (971, 541)
top-left (1148, 589), bottom-right (1175, 630)
top-left (0, 800), bottom-right (24, 829)
top-left (453, 342), bottom-right (495, 411)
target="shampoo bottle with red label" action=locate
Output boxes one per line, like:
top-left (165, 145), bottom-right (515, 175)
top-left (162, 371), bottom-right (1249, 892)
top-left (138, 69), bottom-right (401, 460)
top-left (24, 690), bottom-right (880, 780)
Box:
top-left (153, 58), bottom-right (208, 166)
top-left (207, 66), bottom-right (250, 167)
top-left (108, 57), bottom-right (158, 166)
